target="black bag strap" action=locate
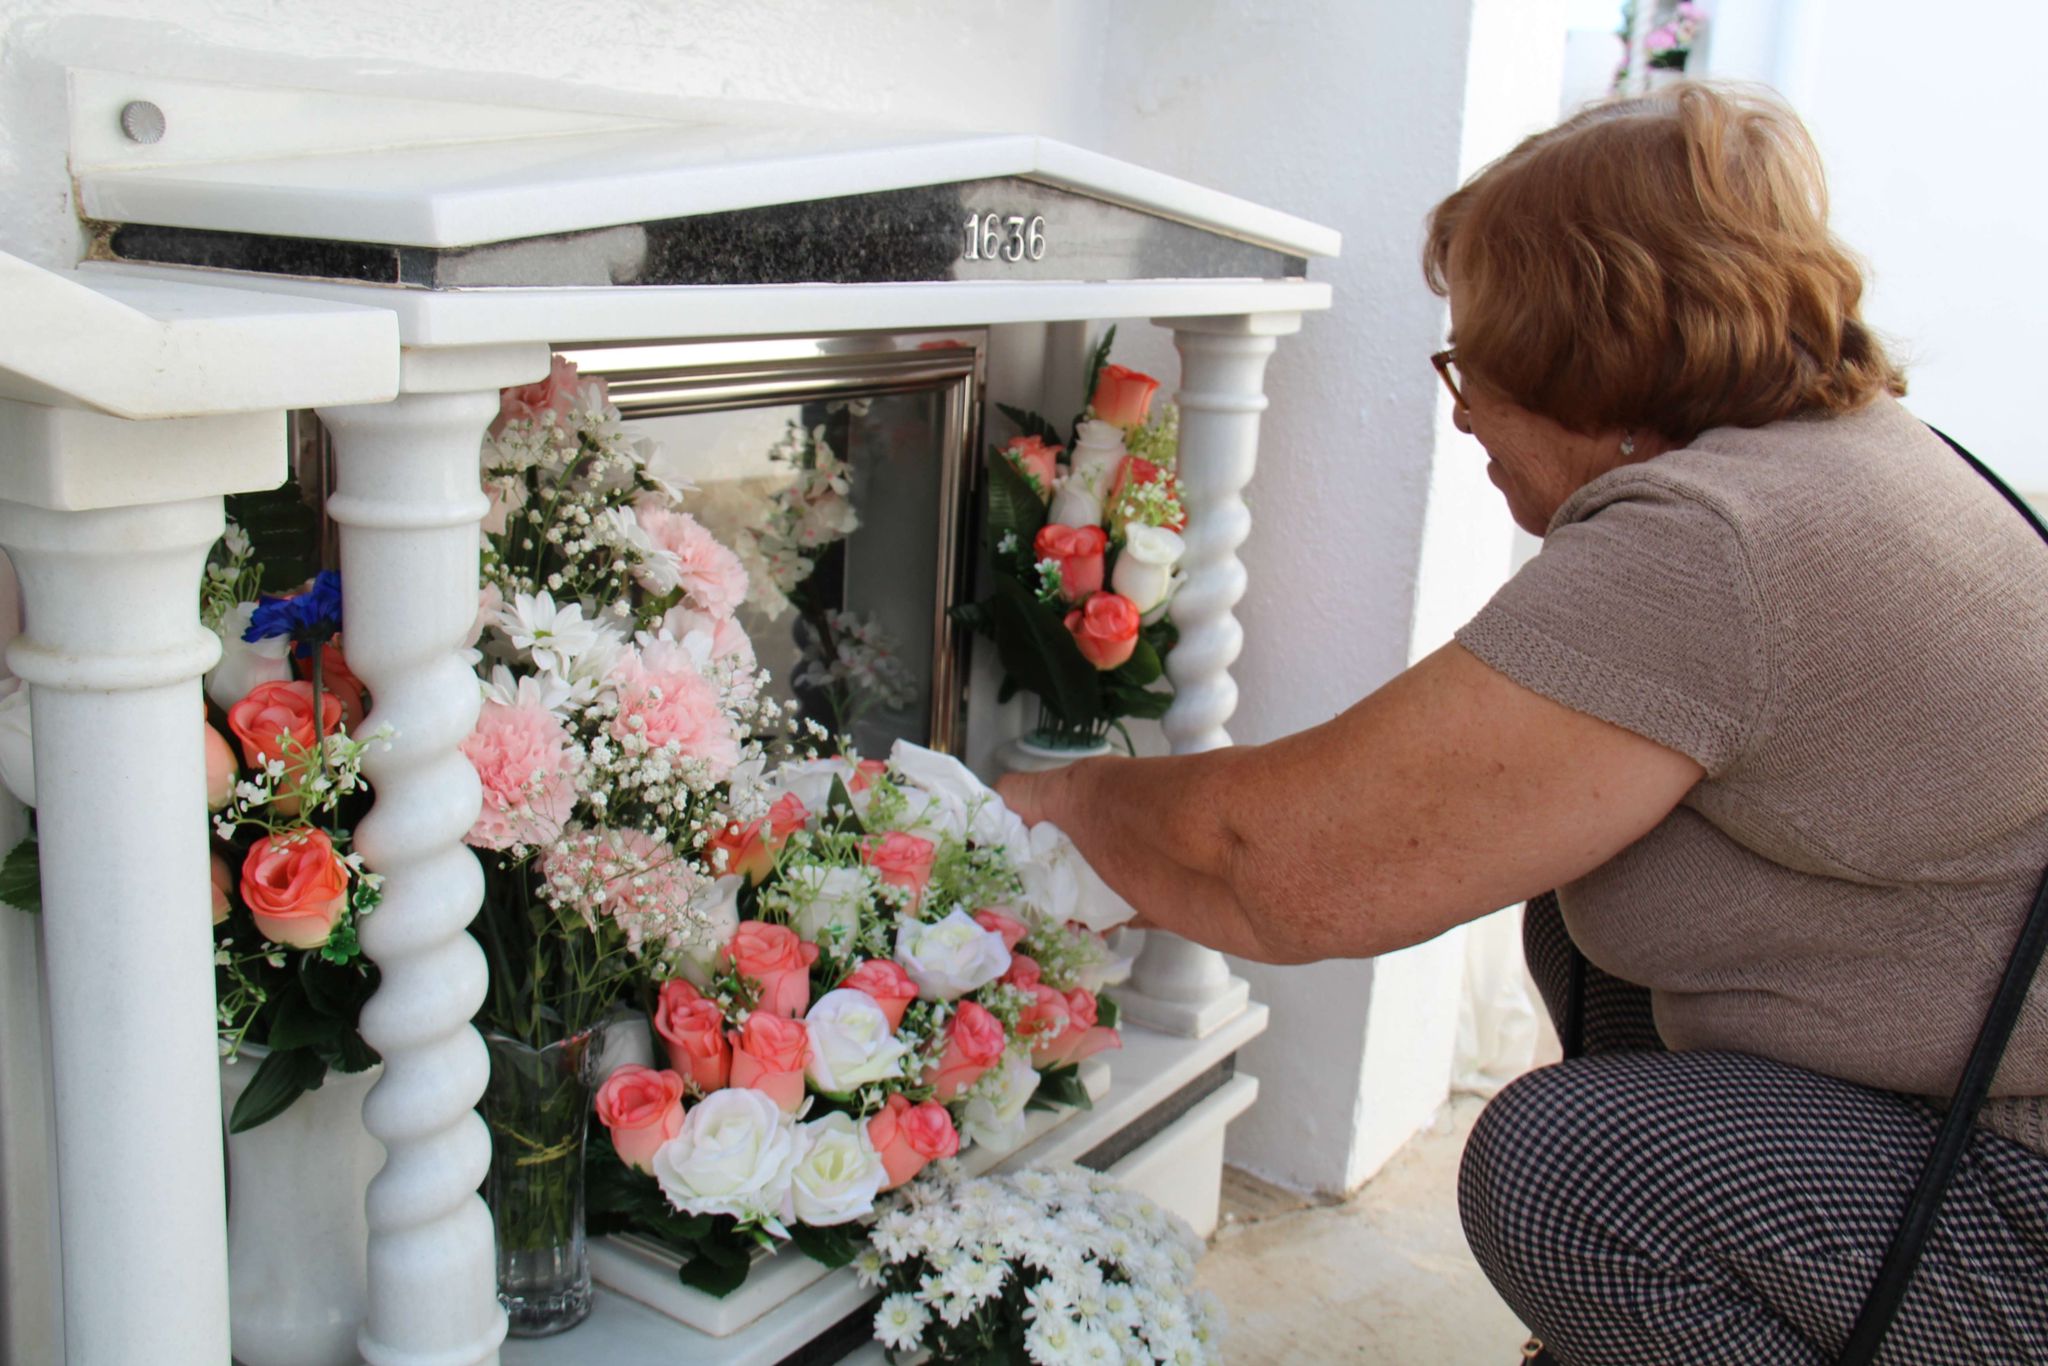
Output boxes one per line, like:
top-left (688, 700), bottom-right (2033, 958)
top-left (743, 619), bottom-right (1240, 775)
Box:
top-left (1835, 428), bottom-right (2048, 1364)
top-left (1554, 424), bottom-right (2048, 1365)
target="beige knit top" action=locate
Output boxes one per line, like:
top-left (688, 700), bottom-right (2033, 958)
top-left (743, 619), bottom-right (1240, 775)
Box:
top-left (1455, 395), bottom-right (2048, 1156)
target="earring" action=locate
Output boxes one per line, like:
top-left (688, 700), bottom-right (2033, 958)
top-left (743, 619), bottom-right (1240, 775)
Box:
top-left (1620, 431), bottom-right (1637, 457)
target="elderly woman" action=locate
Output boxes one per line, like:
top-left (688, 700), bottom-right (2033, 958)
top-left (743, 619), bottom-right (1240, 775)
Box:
top-left (1000, 84), bottom-right (2048, 1364)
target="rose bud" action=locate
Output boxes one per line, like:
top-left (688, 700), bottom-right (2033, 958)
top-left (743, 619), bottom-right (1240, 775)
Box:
top-left (1064, 592), bottom-right (1142, 671)
top-left (1090, 364), bottom-right (1162, 430)
top-left (728, 1011), bottom-right (811, 1114)
top-left (867, 1094), bottom-right (962, 1190)
top-left (1110, 523), bottom-right (1186, 615)
top-left (923, 1000), bottom-right (1006, 1102)
top-left (1034, 524), bottom-right (1108, 603)
top-left (209, 854), bottom-right (234, 925)
top-left (1003, 436), bottom-right (1062, 498)
top-left (653, 978), bottom-right (730, 1094)
top-left (204, 723), bottom-right (239, 811)
top-left (724, 922), bottom-right (820, 1019)
top-left (239, 827), bottom-right (349, 949)
top-left (595, 1064), bottom-right (687, 1175)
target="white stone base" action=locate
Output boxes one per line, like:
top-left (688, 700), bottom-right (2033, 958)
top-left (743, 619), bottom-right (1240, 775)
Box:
top-left (505, 1005), bottom-right (1268, 1365)
top-left (1116, 973), bottom-right (1252, 1039)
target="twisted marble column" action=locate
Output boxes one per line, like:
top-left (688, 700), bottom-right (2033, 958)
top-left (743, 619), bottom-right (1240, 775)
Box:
top-left (321, 343), bottom-right (544, 1366)
top-left (1121, 313), bottom-right (1301, 1038)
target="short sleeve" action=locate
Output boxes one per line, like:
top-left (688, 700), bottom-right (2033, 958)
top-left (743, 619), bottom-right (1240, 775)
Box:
top-left (1453, 477), bottom-right (1767, 776)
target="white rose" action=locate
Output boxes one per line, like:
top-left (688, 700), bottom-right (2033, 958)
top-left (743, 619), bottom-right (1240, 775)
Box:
top-left (788, 1111), bottom-right (886, 1226)
top-left (674, 874), bottom-right (743, 988)
top-left (805, 989), bottom-right (909, 1095)
top-left (786, 864), bottom-right (871, 946)
top-left (1017, 822), bottom-right (1134, 933)
top-left (205, 602), bottom-right (294, 711)
top-left (765, 756), bottom-right (869, 819)
top-left (895, 908), bottom-right (1012, 1002)
top-left (1111, 523), bottom-right (1186, 615)
top-left (888, 741), bottom-right (1031, 861)
top-left (958, 1048), bottom-right (1041, 1154)
top-left (1046, 480), bottom-right (1104, 530)
top-left (1067, 419), bottom-right (1128, 495)
top-left (0, 679), bottom-right (32, 807)
top-left (651, 1087), bottom-right (799, 1226)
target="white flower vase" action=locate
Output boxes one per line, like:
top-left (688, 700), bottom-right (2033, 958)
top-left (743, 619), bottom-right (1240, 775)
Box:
top-left (999, 733), bottom-right (1112, 773)
top-left (218, 1050), bottom-right (383, 1366)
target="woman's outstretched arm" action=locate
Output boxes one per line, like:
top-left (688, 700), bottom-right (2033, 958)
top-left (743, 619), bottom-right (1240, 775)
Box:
top-left (996, 643), bottom-right (1704, 964)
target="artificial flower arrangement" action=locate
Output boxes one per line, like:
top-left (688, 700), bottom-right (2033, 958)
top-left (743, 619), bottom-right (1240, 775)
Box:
top-left (857, 1163), bottom-right (1223, 1364)
top-left (955, 328), bottom-right (1187, 752)
top-left (0, 482), bottom-right (385, 1134)
top-left (585, 741), bottom-right (1134, 1297)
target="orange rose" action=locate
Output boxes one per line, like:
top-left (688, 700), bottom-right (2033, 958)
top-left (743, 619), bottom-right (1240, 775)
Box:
top-left (306, 640), bottom-right (367, 732)
top-left (204, 723), bottom-right (238, 811)
top-left (866, 1094), bottom-right (961, 1190)
top-left (840, 958), bottom-right (918, 1030)
top-left (209, 854), bottom-right (233, 925)
top-left (1090, 364), bottom-right (1162, 429)
top-left (238, 827), bottom-right (349, 949)
top-left (1003, 435), bottom-right (1063, 498)
top-left (1034, 524), bottom-right (1108, 603)
top-left (1064, 592), bottom-right (1142, 671)
top-left (1022, 985), bottom-right (1075, 1066)
top-left (724, 922), bottom-right (820, 1018)
top-left (972, 908), bottom-right (1029, 952)
top-left (227, 680), bottom-right (343, 769)
top-left (922, 1000), bottom-right (1005, 1102)
top-left (728, 1011), bottom-right (810, 1113)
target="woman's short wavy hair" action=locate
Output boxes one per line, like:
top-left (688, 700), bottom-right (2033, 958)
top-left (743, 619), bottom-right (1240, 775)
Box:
top-left (1424, 82), bottom-right (1903, 442)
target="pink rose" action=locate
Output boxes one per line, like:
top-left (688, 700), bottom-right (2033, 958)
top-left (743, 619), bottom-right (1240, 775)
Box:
top-left (608, 639), bottom-right (740, 778)
top-left (1003, 436), bottom-right (1063, 498)
top-left (850, 758), bottom-right (889, 794)
top-left (767, 793), bottom-right (810, 837)
top-left (1090, 364), bottom-right (1162, 430)
top-left (725, 922), bottom-right (820, 1018)
top-left (209, 854), bottom-right (233, 925)
top-left (226, 680), bottom-right (343, 769)
top-left (840, 958), bottom-right (918, 1030)
top-left (652, 979), bottom-right (730, 1094)
top-left (460, 696), bottom-right (579, 852)
top-left (1000, 953), bottom-right (1041, 990)
top-left (1106, 456), bottom-right (1186, 531)
top-left (1034, 524), bottom-right (1108, 603)
top-left (705, 818), bottom-right (776, 884)
top-left (1039, 990), bottom-right (1120, 1067)
top-left (973, 909), bottom-right (1029, 953)
top-left (862, 832), bottom-right (937, 898)
top-left (634, 501), bottom-right (750, 618)
top-left (866, 1094), bottom-right (961, 1190)
top-left (492, 354), bottom-right (584, 436)
top-left (1064, 592), bottom-right (1141, 671)
top-left (728, 1012), bottom-right (810, 1113)
top-left (1022, 985), bottom-right (1075, 1065)
top-left (1059, 1025), bottom-right (1122, 1067)
top-left (595, 1064), bottom-right (687, 1175)
top-left (239, 827), bottom-right (349, 949)
top-left (204, 723), bottom-right (238, 812)
top-left (923, 1000), bottom-right (1006, 1102)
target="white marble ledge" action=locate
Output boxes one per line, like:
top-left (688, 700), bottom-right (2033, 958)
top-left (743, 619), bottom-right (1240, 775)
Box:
top-left (81, 262), bottom-right (1331, 350)
top-left (0, 250), bottom-right (399, 421)
top-left (72, 73), bottom-right (1340, 259)
top-left (505, 1005), bottom-right (1268, 1366)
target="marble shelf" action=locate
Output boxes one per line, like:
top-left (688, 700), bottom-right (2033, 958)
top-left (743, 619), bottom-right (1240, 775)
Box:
top-left (505, 1005), bottom-right (1265, 1366)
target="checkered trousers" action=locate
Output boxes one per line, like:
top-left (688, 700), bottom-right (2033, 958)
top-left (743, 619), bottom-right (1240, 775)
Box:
top-left (1459, 897), bottom-right (2048, 1364)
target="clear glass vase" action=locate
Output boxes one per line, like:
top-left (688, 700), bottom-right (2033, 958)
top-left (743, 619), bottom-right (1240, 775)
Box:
top-left (480, 1025), bottom-right (607, 1337)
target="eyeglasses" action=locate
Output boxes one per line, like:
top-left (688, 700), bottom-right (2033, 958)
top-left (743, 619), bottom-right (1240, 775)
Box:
top-left (1431, 348), bottom-right (1465, 408)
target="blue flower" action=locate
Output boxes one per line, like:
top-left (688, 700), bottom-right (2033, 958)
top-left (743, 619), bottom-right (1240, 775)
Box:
top-left (244, 570), bottom-right (343, 647)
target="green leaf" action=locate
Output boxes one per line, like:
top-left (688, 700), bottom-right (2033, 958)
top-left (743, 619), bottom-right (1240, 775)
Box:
top-left (789, 1222), bottom-right (860, 1269)
top-left (825, 777), bottom-right (867, 836)
top-left (1080, 325), bottom-right (1118, 418)
top-left (298, 951), bottom-right (374, 1019)
top-left (1115, 637), bottom-right (1164, 688)
top-left (328, 1030), bottom-right (380, 1073)
top-left (1102, 682), bottom-right (1172, 722)
top-left (226, 480), bottom-right (322, 593)
top-left (1097, 993), bottom-right (1121, 1029)
top-left (987, 574), bottom-right (1100, 727)
top-left (0, 835), bottom-right (39, 915)
top-left (1033, 1063), bottom-right (1094, 1112)
top-left (676, 1252), bottom-right (751, 1298)
top-left (984, 449), bottom-right (1049, 567)
top-left (228, 1046), bottom-right (326, 1132)
top-left (996, 403), bottom-right (1066, 451)
top-left (265, 985), bottom-right (348, 1051)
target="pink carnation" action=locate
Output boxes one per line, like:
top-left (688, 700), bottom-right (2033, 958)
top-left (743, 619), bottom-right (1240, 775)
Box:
top-left (635, 501), bottom-right (749, 618)
top-left (607, 640), bottom-right (740, 778)
top-left (460, 697), bottom-right (579, 851)
top-left (662, 603), bottom-right (758, 674)
top-left (492, 355), bottom-right (584, 436)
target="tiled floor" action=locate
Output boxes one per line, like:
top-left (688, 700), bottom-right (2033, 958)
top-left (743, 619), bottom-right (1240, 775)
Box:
top-left (1196, 1096), bottom-right (1529, 1364)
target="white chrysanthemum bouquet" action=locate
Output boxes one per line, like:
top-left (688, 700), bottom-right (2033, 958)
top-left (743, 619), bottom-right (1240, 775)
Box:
top-left (856, 1164), bottom-right (1224, 1365)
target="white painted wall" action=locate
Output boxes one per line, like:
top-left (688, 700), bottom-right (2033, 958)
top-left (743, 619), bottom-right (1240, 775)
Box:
top-left (0, 0), bottom-right (1548, 1199)
top-left (1702, 0), bottom-right (2048, 489)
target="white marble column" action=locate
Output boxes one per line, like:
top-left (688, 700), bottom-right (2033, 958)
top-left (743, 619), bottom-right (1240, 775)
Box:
top-left (0, 489), bottom-right (230, 1365)
top-left (321, 343), bottom-right (546, 1366)
top-left (1119, 313), bottom-right (1301, 1038)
